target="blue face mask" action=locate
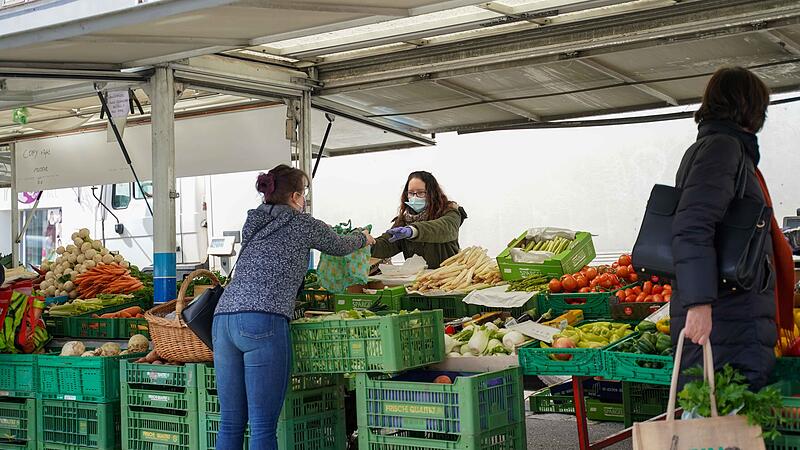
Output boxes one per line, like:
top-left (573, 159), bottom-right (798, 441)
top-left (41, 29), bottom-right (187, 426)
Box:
top-left (405, 197), bottom-right (427, 213)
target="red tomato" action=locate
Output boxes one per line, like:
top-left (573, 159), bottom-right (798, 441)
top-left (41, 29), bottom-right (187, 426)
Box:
top-left (612, 262), bottom-right (619, 269)
top-left (619, 254), bottom-right (632, 267)
top-left (561, 275), bottom-right (578, 293)
top-left (590, 279), bottom-right (599, 288)
top-left (579, 287), bottom-right (591, 293)
top-left (626, 295), bottom-right (637, 303)
top-left (651, 276), bottom-right (660, 284)
top-left (636, 293), bottom-right (647, 303)
top-left (652, 294), bottom-right (664, 303)
top-left (663, 293), bottom-right (671, 302)
top-left (624, 289), bottom-right (634, 297)
top-left (633, 286), bottom-right (643, 295)
top-left (616, 266), bottom-right (629, 279)
top-left (652, 285), bottom-right (663, 295)
top-left (616, 291), bottom-right (626, 301)
top-left (548, 279), bottom-right (563, 293)
top-left (644, 295), bottom-right (655, 303)
top-left (575, 275), bottom-right (589, 289)
top-left (663, 284), bottom-right (672, 292)
top-left (585, 267), bottom-right (598, 281)
top-left (643, 281), bottom-right (653, 295)
top-left (629, 273), bottom-right (639, 283)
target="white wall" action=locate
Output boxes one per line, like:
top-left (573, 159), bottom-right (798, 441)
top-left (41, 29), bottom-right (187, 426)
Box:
top-left (311, 101), bottom-right (800, 259)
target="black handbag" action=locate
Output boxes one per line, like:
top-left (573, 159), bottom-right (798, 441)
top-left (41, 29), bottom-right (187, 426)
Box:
top-left (183, 222), bottom-right (272, 349)
top-left (632, 143), bottom-right (772, 291)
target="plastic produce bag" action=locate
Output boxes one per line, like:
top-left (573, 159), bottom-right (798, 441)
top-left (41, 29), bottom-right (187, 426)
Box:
top-left (509, 249), bottom-right (554, 264)
top-left (316, 221), bottom-right (372, 294)
top-left (525, 227), bottom-right (577, 242)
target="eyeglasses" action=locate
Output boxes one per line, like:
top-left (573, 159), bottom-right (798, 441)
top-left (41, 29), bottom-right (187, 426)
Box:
top-left (407, 190), bottom-right (427, 198)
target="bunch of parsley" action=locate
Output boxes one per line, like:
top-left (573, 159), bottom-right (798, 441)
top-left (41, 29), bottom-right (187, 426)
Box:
top-left (678, 364), bottom-right (785, 440)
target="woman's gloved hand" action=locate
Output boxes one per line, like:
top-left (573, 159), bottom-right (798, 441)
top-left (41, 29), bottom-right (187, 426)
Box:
top-left (387, 226), bottom-right (413, 242)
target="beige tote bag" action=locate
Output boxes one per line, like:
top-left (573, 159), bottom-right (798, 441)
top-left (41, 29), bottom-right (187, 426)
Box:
top-left (632, 330), bottom-right (766, 450)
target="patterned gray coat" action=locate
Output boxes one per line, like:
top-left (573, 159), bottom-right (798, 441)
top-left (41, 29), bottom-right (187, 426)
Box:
top-left (215, 203), bottom-right (367, 319)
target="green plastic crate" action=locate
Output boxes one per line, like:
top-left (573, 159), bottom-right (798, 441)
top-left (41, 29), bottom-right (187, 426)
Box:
top-left (119, 318), bottom-right (150, 339)
top-left (541, 283), bottom-right (636, 320)
top-left (0, 354), bottom-right (37, 398)
top-left (38, 351), bottom-right (145, 402)
top-left (766, 433), bottom-right (800, 450)
top-left (497, 231), bottom-right (595, 282)
top-left (539, 291), bottom-right (611, 319)
top-left (291, 310), bottom-right (445, 374)
top-left (622, 382), bottom-right (670, 427)
top-left (357, 421), bottom-right (526, 450)
top-left (356, 367), bottom-right (524, 435)
top-left (333, 285), bottom-right (405, 312)
top-left (402, 295), bottom-right (468, 319)
top-left (772, 357), bottom-right (800, 383)
top-left (465, 295), bottom-right (537, 318)
top-left (66, 315), bottom-right (118, 339)
top-left (198, 365), bottom-right (343, 421)
top-left (528, 387), bottom-right (575, 415)
top-left (122, 409), bottom-right (199, 450)
top-left (45, 298), bottom-right (153, 337)
top-left (200, 411), bottom-right (346, 450)
top-left (585, 399), bottom-right (624, 423)
top-left (770, 380), bottom-right (800, 433)
top-left (300, 286), bottom-right (335, 311)
top-left (37, 399), bottom-right (120, 449)
top-left (43, 316), bottom-right (68, 338)
top-left (120, 361), bottom-right (198, 390)
top-left (518, 320), bottom-right (632, 377)
top-left (605, 333), bottom-right (674, 386)
top-left (0, 397), bottom-right (36, 449)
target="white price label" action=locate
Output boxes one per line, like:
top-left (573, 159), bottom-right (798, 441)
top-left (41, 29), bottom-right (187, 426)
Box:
top-left (106, 90), bottom-right (130, 118)
top-left (507, 321), bottom-right (561, 344)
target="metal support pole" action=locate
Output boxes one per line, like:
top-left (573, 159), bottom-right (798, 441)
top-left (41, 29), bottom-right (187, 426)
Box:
top-left (298, 91), bottom-right (313, 213)
top-left (9, 142), bottom-right (18, 268)
top-left (150, 67), bottom-right (177, 303)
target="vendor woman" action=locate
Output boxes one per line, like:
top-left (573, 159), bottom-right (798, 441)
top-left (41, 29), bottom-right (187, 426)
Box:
top-left (372, 171), bottom-right (467, 269)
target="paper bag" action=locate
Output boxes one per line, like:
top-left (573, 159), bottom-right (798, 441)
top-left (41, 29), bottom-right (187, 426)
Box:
top-left (632, 330), bottom-right (766, 450)
top-left (633, 415), bottom-right (765, 449)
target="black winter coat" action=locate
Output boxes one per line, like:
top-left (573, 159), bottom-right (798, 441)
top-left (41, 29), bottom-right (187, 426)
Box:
top-left (670, 120), bottom-right (776, 391)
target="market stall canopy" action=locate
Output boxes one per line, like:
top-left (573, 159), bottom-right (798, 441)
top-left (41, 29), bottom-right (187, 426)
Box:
top-left (2, 0), bottom-right (800, 137)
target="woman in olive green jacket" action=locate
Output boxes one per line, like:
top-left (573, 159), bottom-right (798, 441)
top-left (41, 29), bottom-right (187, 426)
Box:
top-left (372, 171), bottom-right (467, 269)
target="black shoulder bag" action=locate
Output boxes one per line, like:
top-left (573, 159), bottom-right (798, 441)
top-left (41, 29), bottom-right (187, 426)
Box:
top-left (631, 143), bottom-right (772, 292)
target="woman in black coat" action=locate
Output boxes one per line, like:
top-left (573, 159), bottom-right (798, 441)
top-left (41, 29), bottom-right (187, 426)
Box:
top-left (671, 67), bottom-right (777, 390)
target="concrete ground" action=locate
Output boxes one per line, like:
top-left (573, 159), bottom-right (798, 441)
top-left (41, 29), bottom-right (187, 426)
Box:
top-left (525, 412), bottom-right (632, 450)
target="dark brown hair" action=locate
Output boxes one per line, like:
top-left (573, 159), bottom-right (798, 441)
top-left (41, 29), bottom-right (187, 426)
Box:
top-left (256, 164), bottom-right (308, 205)
top-left (695, 67), bottom-right (770, 132)
top-left (393, 171), bottom-right (451, 227)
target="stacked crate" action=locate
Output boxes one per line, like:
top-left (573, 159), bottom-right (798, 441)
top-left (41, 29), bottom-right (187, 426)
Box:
top-left (197, 365), bottom-right (346, 450)
top-left (120, 361), bottom-right (200, 450)
top-left (0, 354), bottom-right (37, 450)
top-left (355, 367), bottom-right (526, 450)
top-left (36, 352), bottom-right (139, 450)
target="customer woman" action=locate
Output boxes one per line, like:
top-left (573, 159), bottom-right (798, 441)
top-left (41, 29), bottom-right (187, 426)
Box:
top-left (671, 67), bottom-right (794, 390)
top-left (372, 171), bottom-right (467, 269)
top-left (213, 165), bottom-right (374, 450)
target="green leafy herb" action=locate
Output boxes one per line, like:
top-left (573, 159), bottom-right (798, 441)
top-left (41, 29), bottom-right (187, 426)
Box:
top-left (678, 364), bottom-right (785, 440)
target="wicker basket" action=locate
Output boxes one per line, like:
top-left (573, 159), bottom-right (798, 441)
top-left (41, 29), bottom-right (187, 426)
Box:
top-left (144, 269), bottom-right (219, 363)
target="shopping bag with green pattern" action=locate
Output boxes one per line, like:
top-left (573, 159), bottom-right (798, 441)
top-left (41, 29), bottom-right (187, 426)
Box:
top-left (316, 221), bottom-right (372, 294)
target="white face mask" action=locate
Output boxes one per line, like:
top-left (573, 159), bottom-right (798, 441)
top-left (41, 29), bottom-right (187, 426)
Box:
top-left (405, 196), bottom-right (427, 213)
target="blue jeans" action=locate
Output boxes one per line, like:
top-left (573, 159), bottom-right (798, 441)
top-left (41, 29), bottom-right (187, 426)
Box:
top-left (212, 312), bottom-right (291, 450)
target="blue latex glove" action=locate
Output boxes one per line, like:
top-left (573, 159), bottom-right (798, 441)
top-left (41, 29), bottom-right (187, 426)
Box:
top-left (387, 226), bottom-right (413, 242)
